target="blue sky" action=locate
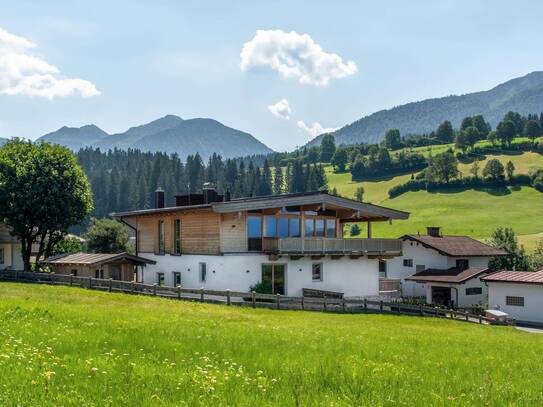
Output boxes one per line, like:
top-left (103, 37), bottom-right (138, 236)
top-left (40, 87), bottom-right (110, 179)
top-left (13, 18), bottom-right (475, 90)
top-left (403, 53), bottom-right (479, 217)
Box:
top-left (1, 0), bottom-right (543, 151)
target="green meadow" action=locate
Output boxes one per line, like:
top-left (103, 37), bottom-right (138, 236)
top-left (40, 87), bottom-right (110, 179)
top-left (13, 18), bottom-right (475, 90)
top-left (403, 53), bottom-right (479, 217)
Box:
top-left (1, 283), bottom-right (543, 406)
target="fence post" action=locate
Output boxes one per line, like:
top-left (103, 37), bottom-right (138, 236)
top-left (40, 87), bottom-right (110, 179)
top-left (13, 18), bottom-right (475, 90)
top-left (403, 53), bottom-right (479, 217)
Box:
top-left (178, 285), bottom-right (182, 300)
top-left (88, 276), bottom-right (92, 289)
top-left (479, 315), bottom-right (482, 324)
top-left (465, 313), bottom-right (469, 322)
top-left (153, 283), bottom-right (157, 296)
top-left (131, 282), bottom-right (136, 293)
top-left (301, 296), bottom-right (305, 310)
top-left (342, 298), bottom-right (346, 313)
top-left (364, 298), bottom-right (367, 313)
top-left (15, 270), bottom-right (19, 281)
top-left (323, 295), bottom-right (327, 312)
top-left (226, 289), bottom-right (231, 306)
top-left (200, 288), bottom-right (204, 302)
top-left (252, 291), bottom-right (256, 308)
top-left (70, 274), bottom-right (73, 287)
top-left (419, 304), bottom-right (424, 316)
top-left (108, 278), bottom-right (113, 292)
top-left (379, 300), bottom-right (383, 313)
top-left (276, 293), bottom-right (280, 310)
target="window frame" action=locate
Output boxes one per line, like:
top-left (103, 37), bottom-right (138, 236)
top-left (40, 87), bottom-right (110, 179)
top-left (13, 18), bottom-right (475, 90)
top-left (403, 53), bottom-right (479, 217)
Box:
top-left (506, 295), bottom-right (524, 307)
top-left (403, 259), bottom-right (413, 267)
top-left (312, 263), bottom-right (323, 282)
top-left (379, 260), bottom-right (387, 278)
top-left (456, 259), bottom-right (469, 270)
top-left (157, 220), bottom-right (165, 255)
top-left (199, 262), bottom-right (207, 283)
top-left (173, 219), bottom-right (182, 255)
top-left (157, 272), bottom-right (165, 286)
top-left (173, 271), bottom-right (181, 287)
top-left (465, 287), bottom-right (482, 296)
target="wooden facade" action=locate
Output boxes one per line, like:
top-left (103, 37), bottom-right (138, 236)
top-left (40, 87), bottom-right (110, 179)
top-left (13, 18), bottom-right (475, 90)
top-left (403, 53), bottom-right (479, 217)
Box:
top-left (52, 263), bottom-right (135, 281)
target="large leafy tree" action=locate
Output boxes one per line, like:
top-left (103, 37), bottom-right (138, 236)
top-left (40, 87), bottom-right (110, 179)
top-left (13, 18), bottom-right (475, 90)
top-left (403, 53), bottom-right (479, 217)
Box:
top-left (435, 120), bottom-right (454, 143)
top-left (0, 140), bottom-right (92, 270)
top-left (496, 120), bottom-right (516, 147)
top-left (482, 159), bottom-right (505, 181)
top-left (85, 218), bottom-right (130, 253)
top-left (319, 134), bottom-right (336, 163)
top-left (426, 151), bottom-right (459, 183)
top-left (384, 129), bottom-right (402, 150)
top-left (488, 227), bottom-right (530, 271)
top-left (523, 120), bottom-right (541, 144)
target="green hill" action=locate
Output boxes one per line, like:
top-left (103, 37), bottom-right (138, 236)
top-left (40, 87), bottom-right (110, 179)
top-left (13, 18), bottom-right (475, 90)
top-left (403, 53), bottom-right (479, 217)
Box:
top-left (326, 148), bottom-right (543, 250)
top-left (1, 283), bottom-right (543, 405)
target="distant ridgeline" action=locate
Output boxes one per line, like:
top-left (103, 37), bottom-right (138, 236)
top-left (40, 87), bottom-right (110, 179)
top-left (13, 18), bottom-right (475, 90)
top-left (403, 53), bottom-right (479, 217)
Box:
top-left (76, 148), bottom-right (327, 218)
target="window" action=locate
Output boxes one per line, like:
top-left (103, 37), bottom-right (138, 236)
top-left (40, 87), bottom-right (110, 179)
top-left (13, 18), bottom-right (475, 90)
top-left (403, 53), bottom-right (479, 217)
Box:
top-left (314, 219), bottom-right (325, 237)
top-left (278, 218), bottom-right (289, 238)
top-left (379, 260), bottom-right (387, 278)
top-left (416, 265), bottom-right (426, 273)
top-left (403, 259), bottom-right (413, 267)
top-left (173, 272), bottom-right (181, 287)
top-left (158, 220), bottom-right (165, 254)
top-left (71, 269), bottom-right (78, 276)
top-left (289, 218), bottom-right (301, 237)
top-left (173, 219), bottom-right (181, 254)
top-left (456, 259), bottom-right (469, 270)
top-left (312, 263), bottom-right (323, 281)
top-left (506, 296), bottom-right (524, 307)
top-left (95, 270), bottom-right (104, 279)
top-left (0, 248), bottom-right (4, 264)
top-left (261, 264), bottom-right (285, 294)
top-left (304, 219), bottom-right (314, 237)
top-left (247, 216), bottom-right (262, 251)
top-left (265, 216), bottom-right (277, 237)
top-left (466, 287), bottom-right (482, 295)
top-left (199, 263), bottom-right (207, 283)
top-left (325, 219), bottom-right (336, 238)
top-left (157, 272), bottom-right (165, 286)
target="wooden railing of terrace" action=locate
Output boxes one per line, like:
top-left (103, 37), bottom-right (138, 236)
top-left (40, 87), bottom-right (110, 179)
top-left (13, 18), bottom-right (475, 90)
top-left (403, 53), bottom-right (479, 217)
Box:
top-left (0, 270), bottom-right (512, 326)
top-left (262, 237), bottom-right (402, 255)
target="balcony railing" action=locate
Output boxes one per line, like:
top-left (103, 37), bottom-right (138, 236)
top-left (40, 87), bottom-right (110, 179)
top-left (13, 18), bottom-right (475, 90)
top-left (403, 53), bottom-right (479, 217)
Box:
top-left (262, 237), bottom-right (402, 255)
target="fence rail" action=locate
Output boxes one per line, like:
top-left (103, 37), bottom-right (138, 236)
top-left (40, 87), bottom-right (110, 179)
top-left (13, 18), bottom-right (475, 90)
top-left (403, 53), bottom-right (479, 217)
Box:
top-left (0, 271), bottom-right (509, 325)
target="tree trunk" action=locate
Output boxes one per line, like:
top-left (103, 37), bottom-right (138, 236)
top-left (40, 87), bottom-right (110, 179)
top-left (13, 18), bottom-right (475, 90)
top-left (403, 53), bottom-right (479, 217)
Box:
top-left (21, 236), bottom-right (32, 271)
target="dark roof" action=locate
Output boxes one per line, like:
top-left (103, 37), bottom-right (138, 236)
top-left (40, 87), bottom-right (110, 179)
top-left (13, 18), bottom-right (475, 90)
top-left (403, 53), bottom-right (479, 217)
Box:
top-left (405, 267), bottom-right (489, 284)
top-left (113, 191), bottom-right (410, 221)
top-left (402, 234), bottom-right (507, 257)
top-left (42, 252), bottom-right (156, 266)
top-left (481, 269), bottom-right (543, 285)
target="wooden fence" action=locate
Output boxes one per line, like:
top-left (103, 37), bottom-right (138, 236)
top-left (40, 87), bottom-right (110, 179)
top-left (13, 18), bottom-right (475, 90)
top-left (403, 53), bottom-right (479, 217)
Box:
top-left (0, 271), bottom-right (507, 325)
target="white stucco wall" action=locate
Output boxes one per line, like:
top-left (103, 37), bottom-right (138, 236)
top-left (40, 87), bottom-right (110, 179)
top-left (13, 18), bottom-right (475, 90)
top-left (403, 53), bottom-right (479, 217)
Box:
top-left (423, 277), bottom-right (486, 307)
top-left (0, 243), bottom-right (23, 270)
top-left (487, 282), bottom-right (543, 325)
top-left (386, 239), bottom-right (492, 298)
top-left (138, 253), bottom-right (379, 297)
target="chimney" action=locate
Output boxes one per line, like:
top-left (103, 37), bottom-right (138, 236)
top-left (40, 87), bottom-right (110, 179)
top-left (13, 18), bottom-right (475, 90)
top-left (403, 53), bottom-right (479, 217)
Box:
top-left (202, 182), bottom-right (218, 204)
top-left (155, 187), bottom-right (165, 209)
top-left (427, 227), bottom-right (441, 237)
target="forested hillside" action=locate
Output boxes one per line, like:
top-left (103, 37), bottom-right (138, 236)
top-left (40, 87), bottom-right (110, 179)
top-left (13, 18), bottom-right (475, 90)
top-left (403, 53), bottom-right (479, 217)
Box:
top-left (307, 71), bottom-right (543, 146)
top-left (77, 149), bottom-right (327, 218)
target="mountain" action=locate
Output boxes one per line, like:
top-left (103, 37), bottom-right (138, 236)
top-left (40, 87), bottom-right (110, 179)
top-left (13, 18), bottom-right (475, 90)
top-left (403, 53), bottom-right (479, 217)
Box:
top-left (0, 137), bottom-right (8, 146)
top-left (37, 125), bottom-right (108, 151)
top-left (307, 71), bottom-right (543, 147)
top-left (36, 115), bottom-right (273, 160)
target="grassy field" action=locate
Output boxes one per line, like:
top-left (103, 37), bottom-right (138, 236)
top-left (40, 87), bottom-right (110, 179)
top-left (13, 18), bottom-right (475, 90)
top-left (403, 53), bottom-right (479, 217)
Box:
top-left (1, 283), bottom-right (543, 406)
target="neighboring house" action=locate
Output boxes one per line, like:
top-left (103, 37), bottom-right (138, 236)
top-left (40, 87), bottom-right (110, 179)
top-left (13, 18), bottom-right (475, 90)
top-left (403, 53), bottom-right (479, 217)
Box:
top-left (42, 252), bottom-right (156, 281)
top-left (0, 223), bottom-right (24, 271)
top-left (405, 267), bottom-right (490, 307)
top-left (386, 227), bottom-right (506, 298)
top-left (113, 186), bottom-right (409, 297)
top-left (482, 269), bottom-right (543, 327)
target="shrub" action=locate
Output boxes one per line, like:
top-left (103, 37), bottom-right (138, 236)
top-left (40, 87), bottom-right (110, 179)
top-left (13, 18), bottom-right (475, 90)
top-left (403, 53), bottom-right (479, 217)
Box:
top-left (249, 281), bottom-right (273, 294)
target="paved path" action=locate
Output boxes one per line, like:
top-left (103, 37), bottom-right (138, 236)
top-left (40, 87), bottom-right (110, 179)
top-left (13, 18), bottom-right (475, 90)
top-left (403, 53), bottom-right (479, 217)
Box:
top-left (516, 326), bottom-right (543, 334)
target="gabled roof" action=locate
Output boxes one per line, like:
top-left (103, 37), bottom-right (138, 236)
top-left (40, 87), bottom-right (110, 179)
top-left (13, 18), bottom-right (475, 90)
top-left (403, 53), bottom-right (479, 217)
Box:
top-left (405, 267), bottom-right (489, 284)
top-left (481, 269), bottom-right (543, 285)
top-left (402, 234), bottom-right (507, 257)
top-left (42, 252), bottom-right (156, 267)
top-left (113, 191), bottom-right (409, 221)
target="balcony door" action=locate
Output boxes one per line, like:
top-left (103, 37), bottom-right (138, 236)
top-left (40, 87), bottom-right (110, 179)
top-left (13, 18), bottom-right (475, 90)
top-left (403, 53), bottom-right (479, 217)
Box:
top-left (262, 264), bottom-right (285, 295)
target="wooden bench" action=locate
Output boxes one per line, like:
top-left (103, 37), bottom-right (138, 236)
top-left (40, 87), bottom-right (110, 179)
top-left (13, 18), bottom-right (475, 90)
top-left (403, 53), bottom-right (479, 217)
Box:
top-left (302, 288), bottom-right (344, 299)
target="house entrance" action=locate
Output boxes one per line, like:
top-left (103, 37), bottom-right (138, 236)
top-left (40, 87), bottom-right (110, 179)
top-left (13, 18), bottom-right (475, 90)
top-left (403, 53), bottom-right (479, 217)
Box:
top-left (431, 286), bottom-right (451, 306)
top-left (262, 264), bottom-right (285, 295)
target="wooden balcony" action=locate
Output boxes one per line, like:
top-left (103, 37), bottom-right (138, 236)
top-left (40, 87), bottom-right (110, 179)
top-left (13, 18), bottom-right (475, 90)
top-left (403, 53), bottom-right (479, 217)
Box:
top-left (262, 237), bottom-right (402, 256)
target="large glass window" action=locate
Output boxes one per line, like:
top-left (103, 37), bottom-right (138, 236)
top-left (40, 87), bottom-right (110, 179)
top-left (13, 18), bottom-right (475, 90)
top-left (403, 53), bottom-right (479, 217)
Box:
top-left (304, 219), bottom-right (314, 237)
top-left (265, 216), bottom-right (277, 237)
top-left (278, 218), bottom-right (289, 238)
top-left (173, 219), bottom-right (181, 254)
top-left (247, 216), bottom-right (263, 251)
top-left (315, 219), bottom-right (325, 237)
top-left (325, 219), bottom-right (336, 238)
top-left (261, 264), bottom-right (285, 294)
top-left (289, 218), bottom-right (301, 237)
top-left (158, 220), bottom-right (165, 254)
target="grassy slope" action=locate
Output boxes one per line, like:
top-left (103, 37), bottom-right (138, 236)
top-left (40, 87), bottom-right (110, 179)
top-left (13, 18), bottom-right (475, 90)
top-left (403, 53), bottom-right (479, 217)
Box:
top-left (1, 283), bottom-right (543, 406)
top-left (326, 143), bottom-right (543, 249)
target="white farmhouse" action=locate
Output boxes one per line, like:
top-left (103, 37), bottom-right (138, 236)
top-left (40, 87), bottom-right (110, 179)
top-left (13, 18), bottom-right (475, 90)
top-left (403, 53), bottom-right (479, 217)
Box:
top-left (385, 227), bottom-right (506, 301)
top-left (482, 269), bottom-right (543, 327)
top-left (113, 186), bottom-right (410, 298)
top-left (0, 223), bottom-right (24, 271)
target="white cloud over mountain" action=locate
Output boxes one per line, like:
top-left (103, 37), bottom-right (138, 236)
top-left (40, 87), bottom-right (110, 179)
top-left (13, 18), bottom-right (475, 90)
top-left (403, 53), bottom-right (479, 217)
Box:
top-left (0, 26), bottom-right (100, 99)
top-left (240, 29), bottom-right (357, 86)
top-left (267, 98), bottom-right (291, 120)
top-left (297, 120), bottom-right (337, 137)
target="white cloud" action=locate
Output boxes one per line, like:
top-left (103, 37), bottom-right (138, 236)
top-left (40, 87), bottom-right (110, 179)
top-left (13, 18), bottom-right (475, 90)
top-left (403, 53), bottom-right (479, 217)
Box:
top-left (0, 26), bottom-right (100, 99)
top-left (297, 120), bottom-right (338, 138)
top-left (240, 29), bottom-right (357, 86)
top-left (267, 98), bottom-right (291, 120)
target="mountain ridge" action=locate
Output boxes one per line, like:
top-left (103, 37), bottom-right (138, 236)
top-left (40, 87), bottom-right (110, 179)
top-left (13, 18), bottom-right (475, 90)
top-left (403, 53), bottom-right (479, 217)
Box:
top-left (307, 71), bottom-right (543, 147)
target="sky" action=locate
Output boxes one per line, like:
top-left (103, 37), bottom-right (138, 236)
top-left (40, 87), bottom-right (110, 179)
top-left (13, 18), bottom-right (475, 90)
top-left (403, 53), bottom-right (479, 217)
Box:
top-left (1, 0), bottom-right (543, 151)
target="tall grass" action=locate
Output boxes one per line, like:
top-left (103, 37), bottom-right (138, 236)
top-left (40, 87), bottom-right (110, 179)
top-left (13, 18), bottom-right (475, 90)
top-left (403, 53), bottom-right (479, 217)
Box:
top-left (1, 283), bottom-right (542, 406)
